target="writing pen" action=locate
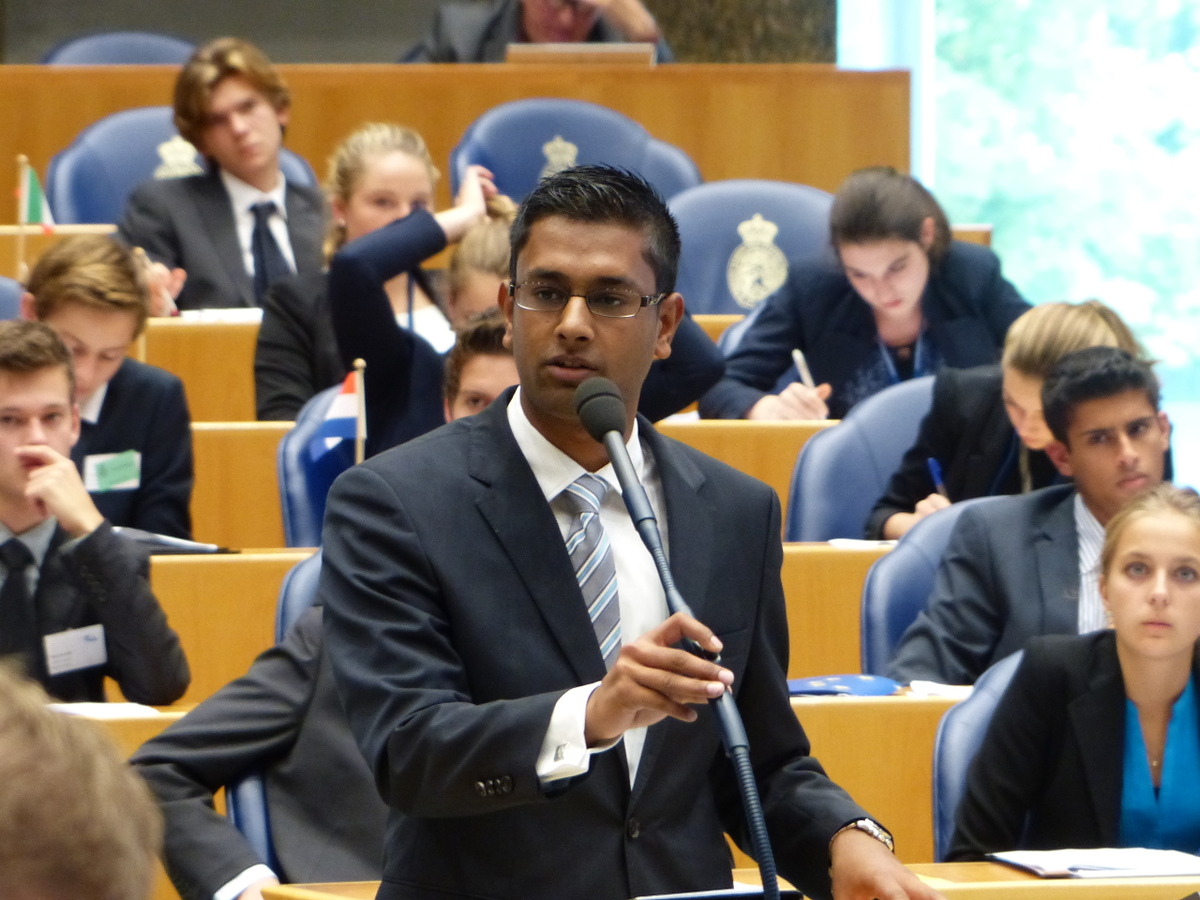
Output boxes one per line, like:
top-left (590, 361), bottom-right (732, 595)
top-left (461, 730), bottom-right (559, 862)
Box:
top-left (926, 457), bottom-right (948, 498)
top-left (790, 348), bottom-right (816, 390)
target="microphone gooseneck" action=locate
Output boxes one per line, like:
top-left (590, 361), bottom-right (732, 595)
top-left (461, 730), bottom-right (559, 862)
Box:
top-left (572, 377), bottom-right (780, 900)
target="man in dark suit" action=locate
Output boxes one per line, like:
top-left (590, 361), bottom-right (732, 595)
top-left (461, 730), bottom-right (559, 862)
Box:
top-left (23, 234), bottom-right (193, 539)
top-left (0, 320), bottom-right (188, 704)
top-left (321, 166), bottom-right (939, 900)
top-left (887, 347), bottom-right (1170, 685)
top-left (404, 0), bottom-right (673, 62)
top-left (119, 37), bottom-right (324, 311)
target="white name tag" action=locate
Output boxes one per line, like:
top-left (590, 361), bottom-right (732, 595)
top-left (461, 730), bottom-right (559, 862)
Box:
top-left (43, 624), bottom-right (107, 676)
top-left (83, 451), bottom-right (141, 492)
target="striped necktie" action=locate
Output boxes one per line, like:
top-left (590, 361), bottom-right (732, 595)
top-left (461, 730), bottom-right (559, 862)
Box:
top-left (563, 474), bottom-right (622, 670)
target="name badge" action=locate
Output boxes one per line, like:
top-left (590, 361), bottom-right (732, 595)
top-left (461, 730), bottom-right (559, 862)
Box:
top-left (43, 624), bottom-right (107, 676)
top-left (84, 450), bottom-right (141, 492)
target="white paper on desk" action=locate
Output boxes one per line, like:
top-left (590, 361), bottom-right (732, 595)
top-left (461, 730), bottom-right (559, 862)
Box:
top-left (907, 680), bottom-right (973, 700)
top-left (177, 307), bottom-right (263, 323)
top-left (826, 538), bottom-right (897, 549)
top-left (990, 847), bottom-right (1200, 878)
top-left (48, 701), bottom-right (166, 719)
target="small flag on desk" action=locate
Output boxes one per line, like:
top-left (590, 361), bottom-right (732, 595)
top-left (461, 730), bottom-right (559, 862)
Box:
top-left (309, 369), bottom-right (364, 463)
top-left (18, 161), bottom-right (55, 229)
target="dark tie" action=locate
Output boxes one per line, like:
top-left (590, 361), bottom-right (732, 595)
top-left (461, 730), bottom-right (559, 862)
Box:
top-left (563, 474), bottom-right (622, 670)
top-left (0, 539), bottom-right (36, 659)
top-left (250, 200), bottom-right (292, 305)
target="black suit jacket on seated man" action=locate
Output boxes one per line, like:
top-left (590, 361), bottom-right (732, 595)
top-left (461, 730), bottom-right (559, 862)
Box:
top-left (321, 391), bottom-right (873, 900)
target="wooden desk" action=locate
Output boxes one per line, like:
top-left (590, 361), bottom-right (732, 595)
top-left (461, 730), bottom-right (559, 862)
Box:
top-left (150, 551), bottom-right (314, 704)
top-left (781, 542), bottom-right (889, 678)
top-left (0, 64), bottom-right (909, 214)
top-left (657, 419), bottom-right (835, 524)
top-left (909, 861), bottom-right (1200, 898)
top-left (191, 421), bottom-right (292, 549)
top-left (142, 319), bottom-right (261, 422)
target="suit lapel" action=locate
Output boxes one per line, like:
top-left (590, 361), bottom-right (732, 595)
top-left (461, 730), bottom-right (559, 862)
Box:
top-left (195, 174), bottom-right (255, 307)
top-left (1069, 640), bottom-right (1125, 844)
top-left (1033, 490), bottom-right (1080, 632)
top-left (284, 184), bottom-right (323, 273)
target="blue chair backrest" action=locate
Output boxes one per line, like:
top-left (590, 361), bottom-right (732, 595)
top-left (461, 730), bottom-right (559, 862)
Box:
top-left (0, 277), bottom-right (24, 320)
top-left (668, 179), bottom-right (835, 315)
top-left (277, 387), bottom-right (355, 547)
top-left (46, 106), bottom-right (316, 224)
top-left (860, 497), bottom-right (995, 675)
top-left (785, 376), bottom-right (936, 542)
top-left (225, 551), bottom-right (323, 868)
top-left (931, 650), bottom-right (1024, 861)
top-left (41, 30), bottom-right (195, 65)
top-left (449, 98), bottom-right (701, 203)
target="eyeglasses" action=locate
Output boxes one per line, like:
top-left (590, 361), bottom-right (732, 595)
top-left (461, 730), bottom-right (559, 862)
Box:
top-left (508, 282), bottom-right (665, 319)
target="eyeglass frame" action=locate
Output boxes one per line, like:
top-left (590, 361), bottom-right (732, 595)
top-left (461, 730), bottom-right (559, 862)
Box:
top-left (507, 280), bottom-right (667, 319)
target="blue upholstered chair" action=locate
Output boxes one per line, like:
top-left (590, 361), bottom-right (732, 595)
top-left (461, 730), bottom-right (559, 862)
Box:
top-left (667, 179), bottom-right (835, 316)
top-left (46, 106), bottom-right (316, 224)
top-left (859, 498), bottom-right (995, 675)
top-left (449, 98), bottom-right (701, 203)
top-left (224, 551), bottom-right (324, 867)
top-left (931, 650), bottom-right (1024, 861)
top-left (277, 387), bottom-right (355, 548)
top-left (0, 277), bottom-right (24, 320)
top-left (784, 376), bottom-right (935, 542)
top-left (41, 30), bottom-right (195, 65)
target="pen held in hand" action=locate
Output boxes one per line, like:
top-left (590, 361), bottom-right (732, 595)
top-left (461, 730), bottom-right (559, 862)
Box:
top-left (790, 348), bottom-right (816, 390)
top-left (926, 457), bottom-right (948, 498)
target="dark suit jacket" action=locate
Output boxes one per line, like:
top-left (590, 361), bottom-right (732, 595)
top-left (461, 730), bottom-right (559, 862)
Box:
top-left (948, 632), bottom-right (1200, 860)
top-left (72, 358), bottom-right (194, 539)
top-left (887, 484), bottom-right (1082, 685)
top-left (864, 365), bottom-right (1058, 539)
top-left (699, 241), bottom-right (1030, 420)
top-left (321, 392), bottom-right (871, 900)
top-left (118, 170), bottom-right (325, 310)
top-left (18, 521), bottom-right (189, 703)
top-left (402, 0), bottom-right (675, 62)
top-left (131, 607), bottom-right (384, 900)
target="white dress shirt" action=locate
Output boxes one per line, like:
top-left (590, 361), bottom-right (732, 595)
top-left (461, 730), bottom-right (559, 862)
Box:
top-left (220, 170), bottom-right (297, 278)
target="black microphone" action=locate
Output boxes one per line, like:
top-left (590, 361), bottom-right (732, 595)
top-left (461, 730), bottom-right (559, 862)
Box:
top-left (574, 377), bottom-right (780, 900)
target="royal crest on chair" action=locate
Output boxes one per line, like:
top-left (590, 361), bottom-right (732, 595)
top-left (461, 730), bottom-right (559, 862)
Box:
top-left (539, 135), bottom-right (578, 182)
top-left (153, 135), bottom-right (203, 180)
top-left (726, 214), bottom-right (788, 310)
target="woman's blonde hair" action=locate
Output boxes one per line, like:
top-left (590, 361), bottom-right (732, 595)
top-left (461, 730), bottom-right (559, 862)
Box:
top-left (1002, 299), bottom-right (1145, 379)
top-left (1100, 483), bottom-right (1200, 578)
top-left (448, 194), bottom-right (518, 297)
top-left (323, 122), bottom-right (439, 259)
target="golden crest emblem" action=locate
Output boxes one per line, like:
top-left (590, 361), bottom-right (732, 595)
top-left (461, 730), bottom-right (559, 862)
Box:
top-left (153, 135), bottom-right (203, 180)
top-left (539, 135), bottom-right (578, 182)
top-left (726, 214), bottom-right (788, 310)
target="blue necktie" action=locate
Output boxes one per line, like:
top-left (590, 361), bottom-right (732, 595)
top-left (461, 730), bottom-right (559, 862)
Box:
top-left (250, 201), bottom-right (291, 305)
top-left (563, 474), bottom-right (622, 670)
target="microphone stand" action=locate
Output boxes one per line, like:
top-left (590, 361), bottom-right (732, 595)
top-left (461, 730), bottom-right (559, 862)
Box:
top-left (599, 429), bottom-right (781, 900)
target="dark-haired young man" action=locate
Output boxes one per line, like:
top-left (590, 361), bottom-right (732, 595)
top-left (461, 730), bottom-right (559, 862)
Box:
top-left (888, 346), bottom-right (1170, 685)
top-left (322, 165), bottom-right (939, 900)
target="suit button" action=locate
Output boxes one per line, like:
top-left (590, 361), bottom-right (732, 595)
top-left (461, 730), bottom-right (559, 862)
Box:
top-left (499, 776), bottom-right (513, 793)
top-left (474, 781), bottom-right (487, 797)
top-left (626, 818), bottom-right (641, 839)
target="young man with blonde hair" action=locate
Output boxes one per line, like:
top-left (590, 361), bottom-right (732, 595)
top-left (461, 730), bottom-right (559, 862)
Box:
top-left (119, 37), bottom-right (324, 311)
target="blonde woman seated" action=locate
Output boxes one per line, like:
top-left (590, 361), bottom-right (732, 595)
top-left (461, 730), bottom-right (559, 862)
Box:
top-left (950, 483), bottom-right (1200, 859)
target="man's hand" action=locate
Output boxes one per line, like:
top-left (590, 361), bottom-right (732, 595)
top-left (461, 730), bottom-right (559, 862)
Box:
top-left (830, 827), bottom-right (946, 900)
top-left (584, 612), bottom-right (732, 746)
top-left (747, 382), bottom-right (832, 421)
top-left (19, 445), bottom-right (103, 537)
top-left (583, 0), bottom-right (661, 42)
top-left (134, 247), bottom-right (186, 316)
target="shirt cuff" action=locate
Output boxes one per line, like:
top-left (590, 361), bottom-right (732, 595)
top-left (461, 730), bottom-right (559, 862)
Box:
top-left (214, 865), bottom-right (277, 900)
top-left (536, 682), bottom-right (620, 783)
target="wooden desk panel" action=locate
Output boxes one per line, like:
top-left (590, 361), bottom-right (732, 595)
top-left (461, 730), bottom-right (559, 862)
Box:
top-left (0, 64), bottom-right (908, 214)
top-left (150, 551), bottom-right (314, 704)
top-left (143, 319), bottom-right (261, 422)
top-left (781, 542), bottom-right (889, 678)
top-left (657, 419), bottom-right (835, 524)
top-left (192, 421), bottom-right (292, 549)
top-left (909, 862), bottom-right (1200, 898)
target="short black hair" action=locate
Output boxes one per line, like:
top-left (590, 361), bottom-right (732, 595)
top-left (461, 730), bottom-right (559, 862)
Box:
top-left (508, 165), bottom-right (681, 295)
top-left (1042, 346), bottom-right (1160, 445)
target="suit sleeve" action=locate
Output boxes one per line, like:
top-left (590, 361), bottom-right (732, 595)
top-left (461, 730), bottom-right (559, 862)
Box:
top-left (119, 182), bottom-right (185, 270)
top-left (639, 313), bottom-right (724, 421)
top-left (61, 522), bottom-right (190, 703)
top-left (126, 373), bottom-right (194, 539)
top-left (885, 506), bottom-right (1006, 685)
top-left (256, 278), bottom-right (329, 421)
top-left (321, 463), bottom-right (564, 817)
top-left (130, 610), bottom-right (323, 900)
top-left (947, 642), bottom-right (1062, 860)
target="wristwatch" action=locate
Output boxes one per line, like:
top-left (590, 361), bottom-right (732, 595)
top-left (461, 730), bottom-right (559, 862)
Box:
top-left (830, 818), bottom-right (895, 853)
